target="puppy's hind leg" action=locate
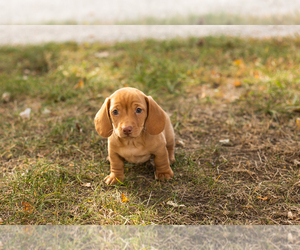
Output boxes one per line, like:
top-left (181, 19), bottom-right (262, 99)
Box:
top-left (154, 147), bottom-right (174, 181)
top-left (167, 144), bottom-right (175, 164)
top-left (164, 114), bottom-right (175, 164)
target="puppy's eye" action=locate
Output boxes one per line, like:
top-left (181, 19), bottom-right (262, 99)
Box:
top-left (136, 108), bottom-right (142, 114)
top-left (112, 110), bottom-right (118, 115)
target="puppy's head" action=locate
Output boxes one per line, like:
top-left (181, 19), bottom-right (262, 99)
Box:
top-left (94, 87), bottom-right (165, 138)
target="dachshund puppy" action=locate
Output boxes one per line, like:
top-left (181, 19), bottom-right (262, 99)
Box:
top-left (94, 87), bottom-right (175, 185)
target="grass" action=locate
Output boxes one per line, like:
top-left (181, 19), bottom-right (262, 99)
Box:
top-left (0, 36), bottom-right (300, 225)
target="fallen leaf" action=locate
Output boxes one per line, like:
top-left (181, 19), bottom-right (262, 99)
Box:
top-left (21, 201), bottom-right (32, 213)
top-left (95, 51), bottom-right (109, 58)
top-left (74, 79), bottom-right (84, 89)
top-left (121, 193), bottom-right (129, 203)
top-left (254, 71), bottom-right (260, 79)
top-left (223, 210), bottom-right (230, 215)
top-left (219, 139), bottom-right (229, 143)
top-left (288, 211), bottom-right (294, 219)
top-left (2, 92), bottom-right (10, 103)
top-left (215, 173), bottom-right (223, 182)
top-left (233, 59), bottom-right (243, 66)
top-left (20, 108), bottom-right (31, 119)
top-left (0, 217), bottom-right (3, 224)
top-left (42, 108), bottom-right (51, 114)
top-left (257, 196), bottom-right (268, 200)
top-left (296, 118), bottom-right (300, 129)
top-left (81, 183), bottom-right (91, 187)
top-left (294, 159), bottom-right (300, 166)
top-left (37, 153), bottom-right (44, 158)
top-left (24, 69), bottom-right (30, 75)
top-left (219, 139), bottom-right (231, 146)
top-left (234, 81), bottom-right (242, 87)
top-left (200, 92), bottom-right (206, 98)
top-left (166, 201), bottom-right (185, 208)
top-left (62, 70), bottom-right (69, 76)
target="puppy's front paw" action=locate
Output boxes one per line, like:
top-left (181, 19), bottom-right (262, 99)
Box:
top-left (104, 173), bottom-right (124, 185)
top-left (155, 169), bottom-right (174, 181)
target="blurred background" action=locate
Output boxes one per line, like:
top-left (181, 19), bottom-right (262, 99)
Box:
top-left (1, 0), bottom-right (300, 45)
top-left (1, 26), bottom-right (300, 45)
top-left (2, 0), bottom-right (300, 25)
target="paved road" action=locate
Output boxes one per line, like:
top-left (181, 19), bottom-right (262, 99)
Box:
top-left (0, 26), bottom-right (300, 45)
top-left (1, 0), bottom-right (300, 45)
top-left (1, 0), bottom-right (300, 24)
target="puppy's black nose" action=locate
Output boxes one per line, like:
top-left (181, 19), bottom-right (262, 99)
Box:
top-left (122, 126), bottom-right (133, 135)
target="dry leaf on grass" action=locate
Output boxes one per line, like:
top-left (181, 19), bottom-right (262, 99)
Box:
top-left (121, 193), bottom-right (129, 203)
top-left (294, 160), bottom-right (300, 166)
top-left (166, 201), bottom-right (186, 208)
top-left (219, 139), bottom-right (230, 144)
top-left (81, 183), bottom-right (91, 187)
top-left (95, 51), bottom-right (109, 58)
top-left (254, 71), bottom-right (260, 79)
top-left (2, 92), bottom-right (10, 103)
top-left (0, 218), bottom-right (3, 224)
top-left (21, 201), bottom-right (32, 213)
top-left (288, 211), bottom-right (294, 219)
top-left (74, 79), bottom-right (84, 89)
top-left (219, 139), bottom-right (232, 146)
top-left (42, 108), bottom-right (51, 114)
top-left (296, 118), bottom-right (300, 129)
top-left (19, 108), bottom-right (31, 119)
top-left (233, 59), bottom-right (243, 66)
top-left (234, 81), bottom-right (242, 87)
top-left (257, 196), bottom-right (268, 200)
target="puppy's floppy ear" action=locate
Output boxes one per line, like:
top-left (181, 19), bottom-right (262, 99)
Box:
top-left (94, 98), bottom-right (113, 138)
top-left (144, 96), bottom-right (165, 135)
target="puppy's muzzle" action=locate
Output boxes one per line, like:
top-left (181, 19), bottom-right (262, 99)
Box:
top-left (122, 126), bottom-right (133, 135)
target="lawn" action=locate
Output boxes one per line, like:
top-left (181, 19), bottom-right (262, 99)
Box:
top-left (1, 36), bottom-right (300, 225)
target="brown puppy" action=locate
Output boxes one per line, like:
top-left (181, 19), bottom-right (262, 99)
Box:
top-left (94, 87), bottom-right (175, 185)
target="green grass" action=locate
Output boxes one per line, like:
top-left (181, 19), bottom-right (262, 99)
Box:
top-left (1, 36), bottom-right (300, 225)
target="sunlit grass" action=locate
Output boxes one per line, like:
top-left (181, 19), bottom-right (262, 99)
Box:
top-left (1, 36), bottom-right (300, 225)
